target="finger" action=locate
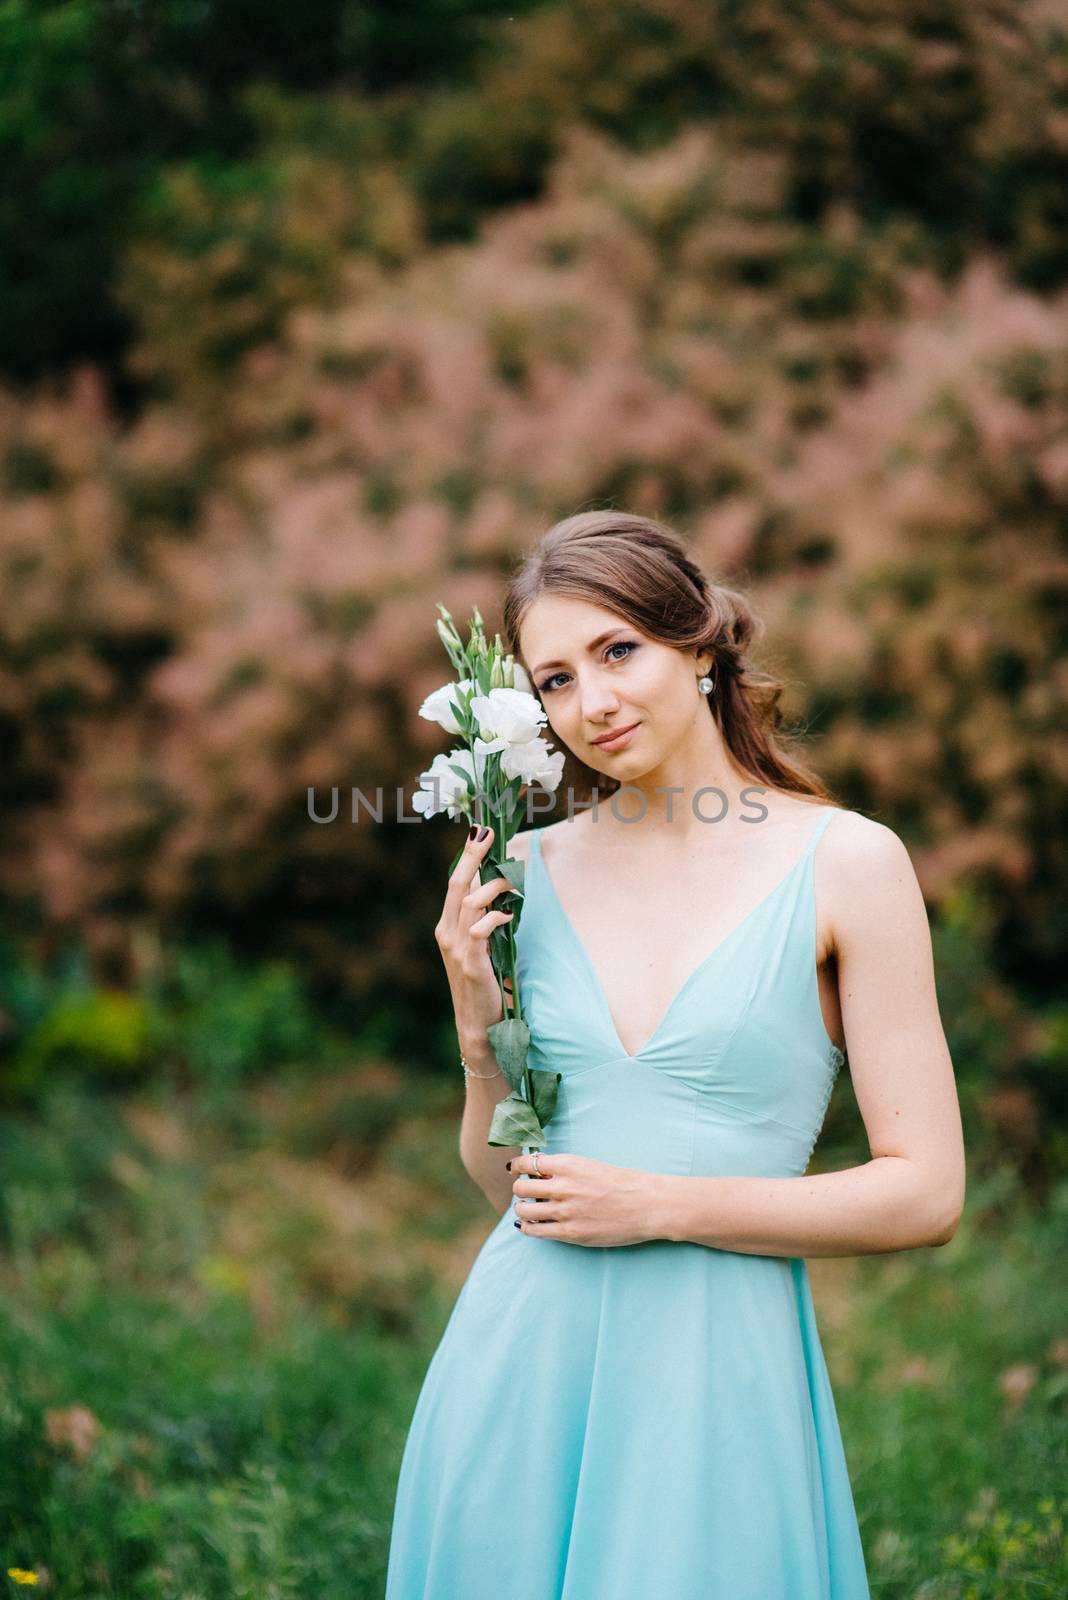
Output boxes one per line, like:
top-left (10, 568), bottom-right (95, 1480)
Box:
top-left (469, 872), bottom-right (514, 897)
top-left (515, 1212), bottom-right (563, 1236)
top-left (515, 1199), bottom-right (560, 1220)
top-left (463, 875), bottom-right (518, 915)
top-left (512, 1177), bottom-right (558, 1196)
top-left (507, 1154), bottom-right (555, 1177)
top-left (440, 825), bottom-right (495, 936)
top-left (468, 907), bottom-right (514, 940)
top-left (456, 850), bottom-right (519, 945)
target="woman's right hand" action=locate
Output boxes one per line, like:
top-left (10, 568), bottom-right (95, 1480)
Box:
top-left (434, 824), bottom-right (516, 1044)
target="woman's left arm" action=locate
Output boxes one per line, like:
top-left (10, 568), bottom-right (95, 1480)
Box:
top-left (648, 817), bottom-right (967, 1257)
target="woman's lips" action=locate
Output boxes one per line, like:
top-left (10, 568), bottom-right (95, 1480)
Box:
top-left (592, 722), bottom-right (639, 752)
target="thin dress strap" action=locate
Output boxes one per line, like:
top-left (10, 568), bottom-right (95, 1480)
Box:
top-left (804, 805), bottom-right (839, 858)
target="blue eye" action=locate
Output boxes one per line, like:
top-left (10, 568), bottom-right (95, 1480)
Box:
top-left (537, 640), bottom-right (638, 695)
top-left (605, 640), bottom-right (637, 665)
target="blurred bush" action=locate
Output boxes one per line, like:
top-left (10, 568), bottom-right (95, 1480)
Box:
top-left (0, 0), bottom-right (544, 382)
top-left (1, 119), bottom-right (1064, 1000)
top-left (0, 932), bottom-right (340, 1108)
top-left (0, 0), bottom-right (1065, 1160)
top-left (4, 1), bottom-right (1067, 383)
top-left (143, 938), bottom-right (327, 1092)
top-left (9, 989), bottom-right (153, 1097)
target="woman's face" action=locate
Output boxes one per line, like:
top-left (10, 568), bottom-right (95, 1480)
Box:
top-left (519, 593), bottom-right (714, 777)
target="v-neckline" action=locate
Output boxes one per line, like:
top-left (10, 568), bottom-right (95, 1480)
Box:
top-left (530, 807), bottom-right (833, 1062)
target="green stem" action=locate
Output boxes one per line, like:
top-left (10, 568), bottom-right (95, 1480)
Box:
top-left (459, 707), bottom-right (540, 1149)
top-left (504, 924), bottom-right (537, 1148)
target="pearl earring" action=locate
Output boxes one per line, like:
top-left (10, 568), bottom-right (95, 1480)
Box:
top-left (697, 674), bottom-right (715, 695)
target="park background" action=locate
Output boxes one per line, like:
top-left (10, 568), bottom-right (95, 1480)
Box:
top-left (1, 1), bottom-right (1066, 1593)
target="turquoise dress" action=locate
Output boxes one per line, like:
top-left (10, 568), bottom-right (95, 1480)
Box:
top-left (385, 805), bottom-right (871, 1598)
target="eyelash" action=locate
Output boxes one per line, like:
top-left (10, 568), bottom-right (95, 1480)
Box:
top-left (537, 640), bottom-right (639, 695)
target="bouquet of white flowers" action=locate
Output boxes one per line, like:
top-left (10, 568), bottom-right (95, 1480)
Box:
top-left (414, 604), bottom-right (566, 1150)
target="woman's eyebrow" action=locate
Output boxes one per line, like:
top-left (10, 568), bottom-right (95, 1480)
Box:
top-left (531, 628), bottom-right (627, 677)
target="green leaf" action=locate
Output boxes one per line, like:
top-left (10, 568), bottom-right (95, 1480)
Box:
top-left (447, 759), bottom-right (474, 790)
top-left (488, 1090), bottom-right (545, 1147)
top-left (485, 856), bottom-right (525, 951)
top-left (529, 1066), bottom-right (562, 1125)
top-left (488, 921), bottom-right (515, 970)
top-left (492, 857), bottom-right (526, 897)
top-left (485, 1015), bottom-right (529, 1090)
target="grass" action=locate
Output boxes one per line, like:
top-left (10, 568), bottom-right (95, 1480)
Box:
top-left (817, 1165), bottom-right (1068, 1597)
top-left (0, 1068), bottom-right (1064, 1597)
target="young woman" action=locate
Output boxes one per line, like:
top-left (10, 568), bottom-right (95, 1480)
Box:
top-left (385, 510), bottom-right (965, 1599)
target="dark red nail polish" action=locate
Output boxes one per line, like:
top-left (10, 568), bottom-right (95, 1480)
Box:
top-left (477, 825), bottom-right (489, 841)
top-left (513, 1220), bottom-right (520, 1228)
top-left (505, 1161), bottom-right (511, 1170)
top-left (468, 824), bottom-right (478, 839)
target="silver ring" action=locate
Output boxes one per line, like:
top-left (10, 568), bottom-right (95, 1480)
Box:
top-left (531, 1150), bottom-right (542, 1177)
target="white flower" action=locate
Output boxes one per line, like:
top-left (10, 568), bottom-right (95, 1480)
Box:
top-left (418, 678), bottom-right (477, 736)
top-left (468, 686), bottom-right (547, 749)
top-left (501, 736), bottom-right (566, 792)
top-left (411, 750), bottom-right (474, 819)
top-left (412, 743), bottom-right (503, 817)
top-left (471, 736), bottom-right (505, 772)
top-left (502, 656), bottom-right (533, 694)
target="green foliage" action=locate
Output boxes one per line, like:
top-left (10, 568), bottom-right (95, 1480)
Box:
top-left (0, 0), bottom-right (546, 381)
top-left (837, 1166), bottom-right (1068, 1598)
top-left (147, 1461), bottom-right (305, 1599)
top-left (408, 82), bottom-right (556, 241)
top-left (118, 120), bottom-right (419, 394)
top-left (1030, 1002), bottom-right (1068, 1177)
top-left (0, 1067), bottom-right (1063, 1594)
top-left (0, 0), bottom-right (1066, 1152)
top-left (143, 939), bottom-right (327, 1091)
top-left (0, 930), bottom-right (52, 1041)
top-left (4, 437), bottom-right (61, 495)
top-left (9, 988), bottom-right (153, 1095)
top-left (0, 936), bottom-right (159, 1102)
top-left (0, 932), bottom-right (339, 1108)
top-left (935, 1492), bottom-right (1067, 1598)
top-left (5, 1), bottom-right (1068, 382)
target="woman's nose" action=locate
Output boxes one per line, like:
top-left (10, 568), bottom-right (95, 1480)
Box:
top-left (577, 679), bottom-right (621, 719)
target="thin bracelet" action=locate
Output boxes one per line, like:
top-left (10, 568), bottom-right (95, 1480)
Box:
top-left (460, 1049), bottom-right (504, 1081)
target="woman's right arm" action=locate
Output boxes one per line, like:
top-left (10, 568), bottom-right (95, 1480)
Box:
top-left (435, 823), bottom-right (526, 1215)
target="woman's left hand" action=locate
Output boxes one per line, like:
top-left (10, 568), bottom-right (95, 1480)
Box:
top-left (510, 1151), bottom-right (660, 1247)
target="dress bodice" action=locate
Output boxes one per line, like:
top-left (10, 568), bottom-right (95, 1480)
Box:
top-left (515, 807), bottom-right (846, 1179)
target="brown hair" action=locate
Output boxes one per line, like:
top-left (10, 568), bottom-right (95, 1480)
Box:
top-left (502, 509), bottom-right (836, 805)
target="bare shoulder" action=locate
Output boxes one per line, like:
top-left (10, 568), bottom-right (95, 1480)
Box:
top-left (511, 813), bottom-right (585, 868)
top-left (819, 807), bottom-right (927, 959)
top-left (504, 819), bottom-right (557, 866)
top-left (505, 829), bottom-right (532, 866)
top-left (821, 806), bottom-right (917, 878)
